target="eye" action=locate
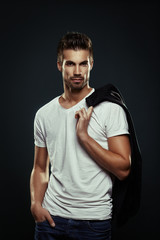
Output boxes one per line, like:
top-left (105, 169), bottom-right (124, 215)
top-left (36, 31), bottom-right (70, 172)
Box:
top-left (80, 61), bottom-right (88, 66)
top-left (65, 61), bottom-right (74, 66)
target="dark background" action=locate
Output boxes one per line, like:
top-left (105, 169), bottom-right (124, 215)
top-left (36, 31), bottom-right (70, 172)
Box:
top-left (1, 1), bottom-right (159, 239)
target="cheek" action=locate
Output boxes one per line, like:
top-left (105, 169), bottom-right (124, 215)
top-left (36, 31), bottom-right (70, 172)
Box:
top-left (84, 70), bottom-right (90, 78)
top-left (63, 69), bottom-right (71, 78)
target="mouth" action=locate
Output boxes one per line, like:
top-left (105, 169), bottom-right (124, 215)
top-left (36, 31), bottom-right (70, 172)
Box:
top-left (71, 78), bottom-right (84, 83)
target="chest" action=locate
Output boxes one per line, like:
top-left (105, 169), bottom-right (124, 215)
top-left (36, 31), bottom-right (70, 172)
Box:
top-left (44, 108), bottom-right (108, 149)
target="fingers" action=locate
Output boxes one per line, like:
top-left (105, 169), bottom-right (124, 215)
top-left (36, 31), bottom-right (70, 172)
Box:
top-left (78, 109), bottom-right (85, 119)
top-left (45, 211), bottom-right (55, 227)
top-left (81, 108), bottom-right (88, 119)
top-left (32, 205), bottom-right (55, 228)
top-left (75, 107), bottom-right (93, 139)
top-left (75, 107), bottom-right (93, 120)
top-left (75, 108), bottom-right (85, 119)
top-left (75, 111), bottom-right (80, 119)
top-left (87, 106), bottom-right (93, 120)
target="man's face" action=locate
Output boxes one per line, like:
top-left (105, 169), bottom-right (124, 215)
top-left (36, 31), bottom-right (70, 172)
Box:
top-left (57, 49), bottom-right (93, 91)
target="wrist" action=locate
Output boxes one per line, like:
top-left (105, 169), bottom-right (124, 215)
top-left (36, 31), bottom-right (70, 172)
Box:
top-left (77, 132), bottom-right (90, 143)
top-left (31, 201), bottom-right (43, 216)
top-left (31, 201), bottom-right (42, 210)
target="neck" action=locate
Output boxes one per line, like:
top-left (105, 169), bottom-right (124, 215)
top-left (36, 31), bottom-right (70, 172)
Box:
top-left (62, 84), bottom-right (93, 104)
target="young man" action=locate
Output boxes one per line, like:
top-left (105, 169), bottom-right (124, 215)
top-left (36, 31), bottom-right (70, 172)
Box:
top-left (30, 32), bottom-right (131, 240)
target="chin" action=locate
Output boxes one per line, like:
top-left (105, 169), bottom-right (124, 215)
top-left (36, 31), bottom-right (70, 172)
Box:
top-left (70, 86), bottom-right (83, 91)
top-left (72, 84), bottom-right (86, 90)
top-left (73, 81), bottom-right (89, 89)
top-left (65, 79), bottom-right (88, 90)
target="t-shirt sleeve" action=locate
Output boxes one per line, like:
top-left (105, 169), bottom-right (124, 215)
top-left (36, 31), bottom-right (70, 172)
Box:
top-left (104, 103), bottom-right (129, 138)
top-left (34, 112), bottom-right (47, 147)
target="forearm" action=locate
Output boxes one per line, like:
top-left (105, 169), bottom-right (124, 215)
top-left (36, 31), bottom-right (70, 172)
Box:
top-left (30, 167), bottom-right (55, 226)
top-left (75, 107), bottom-right (131, 180)
top-left (30, 167), bottom-right (49, 207)
top-left (79, 135), bottom-right (130, 180)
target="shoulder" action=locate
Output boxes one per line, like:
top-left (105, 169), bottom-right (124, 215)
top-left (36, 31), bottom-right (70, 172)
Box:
top-left (35, 96), bottom-right (59, 120)
top-left (94, 101), bottom-right (124, 114)
top-left (93, 101), bottom-right (127, 125)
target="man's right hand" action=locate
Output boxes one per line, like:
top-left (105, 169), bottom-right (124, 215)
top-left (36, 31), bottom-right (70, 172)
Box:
top-left (31, 203), bottom-right (55, 227)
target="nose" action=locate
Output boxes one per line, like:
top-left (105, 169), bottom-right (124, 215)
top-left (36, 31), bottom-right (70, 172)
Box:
top-left (74, 65), bottom-right (81, 75)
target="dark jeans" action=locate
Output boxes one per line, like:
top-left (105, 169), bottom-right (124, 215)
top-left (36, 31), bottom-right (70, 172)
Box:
top-left (35, 215), bottom-right (111, 240)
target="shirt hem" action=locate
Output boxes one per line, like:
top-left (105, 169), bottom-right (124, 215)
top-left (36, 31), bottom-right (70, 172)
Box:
top-left (43, 208), bottom-right (112, 221)
top-left (34, 142), bottom-right (46, 147)
top-left (107, 130), bottom-right (129, 138)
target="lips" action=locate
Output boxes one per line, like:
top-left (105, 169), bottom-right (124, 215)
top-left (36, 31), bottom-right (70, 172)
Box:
top-left (71, 78), bottom-right (84, 83)
top-left (71, 78), bottom-right (84, 80)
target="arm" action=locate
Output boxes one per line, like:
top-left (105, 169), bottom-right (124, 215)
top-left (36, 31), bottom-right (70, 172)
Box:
top-left (75, 107), bottom-right (131, 181)
top-left (30, 146), bottom-right (55, 226)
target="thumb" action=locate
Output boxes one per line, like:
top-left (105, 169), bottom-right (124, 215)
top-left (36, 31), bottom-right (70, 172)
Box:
top-left (45, 211), bottom-right (55, 227)
top-left (87, 106), bottom-right (93, 120)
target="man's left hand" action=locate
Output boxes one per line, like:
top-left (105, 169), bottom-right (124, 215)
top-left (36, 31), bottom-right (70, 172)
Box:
top-left (75, 106), bottom-right (93, 141)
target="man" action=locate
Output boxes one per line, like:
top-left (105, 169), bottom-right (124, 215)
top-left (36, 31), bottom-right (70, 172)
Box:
top-left (30, 32), bottom-right (131, 240)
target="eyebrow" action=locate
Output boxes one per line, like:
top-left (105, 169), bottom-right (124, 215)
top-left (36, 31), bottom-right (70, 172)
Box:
top-left (65, 60), bottom-right (89, 64)
top-left (80, 60), bottom-right (88, 64)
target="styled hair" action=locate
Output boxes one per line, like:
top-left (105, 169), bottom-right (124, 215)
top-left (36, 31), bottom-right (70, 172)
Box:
top-left (57, 32), bottom-right (93, 63)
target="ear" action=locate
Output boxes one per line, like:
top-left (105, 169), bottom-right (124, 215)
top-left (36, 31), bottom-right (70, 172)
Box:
top-left (90, 60), bottom-right (94, 70)
top-left (57, 61), bottom-right (62, 72)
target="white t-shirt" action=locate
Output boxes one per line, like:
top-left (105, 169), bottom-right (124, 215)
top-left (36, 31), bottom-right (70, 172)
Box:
top-left (34, 89), bottom-right (129, 220)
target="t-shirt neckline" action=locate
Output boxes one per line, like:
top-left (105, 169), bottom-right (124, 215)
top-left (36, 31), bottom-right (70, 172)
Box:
top-left (57, 88), bottom-right (95, 111)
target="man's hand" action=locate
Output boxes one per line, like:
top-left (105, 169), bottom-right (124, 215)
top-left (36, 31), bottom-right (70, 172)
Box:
top-left (31, 202), bottom-right (55, 227)
top-left (75, 106), bottom-right (93, 140)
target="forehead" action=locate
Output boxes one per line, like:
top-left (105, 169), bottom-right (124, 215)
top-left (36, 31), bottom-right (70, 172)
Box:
top-left (63, 49), bottom-right (90, 62)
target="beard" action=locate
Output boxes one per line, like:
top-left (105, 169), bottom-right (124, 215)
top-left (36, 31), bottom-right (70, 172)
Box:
top-left (64, 77), bottom-right (89, 91)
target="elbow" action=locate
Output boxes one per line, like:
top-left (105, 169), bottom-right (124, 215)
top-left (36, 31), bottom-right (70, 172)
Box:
top-left (117, 168), bottom-right (130, 181)
top-left (117, 166), bottom-right (131, 181)
top-left (117, 156), bottom-right (131, 181)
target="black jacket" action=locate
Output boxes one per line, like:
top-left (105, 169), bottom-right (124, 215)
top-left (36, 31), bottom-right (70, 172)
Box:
top-left (86, 84), bottom-right (142, 227)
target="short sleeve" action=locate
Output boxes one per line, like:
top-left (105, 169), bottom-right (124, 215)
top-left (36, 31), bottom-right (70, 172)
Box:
top-left (34, 112), bottom-right (46, 147)
top-left (105, 103), bottom-right (129, 138)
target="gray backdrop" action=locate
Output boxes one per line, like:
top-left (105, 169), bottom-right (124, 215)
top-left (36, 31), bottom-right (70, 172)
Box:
top-left (1, 1), bottom-right (159, 239)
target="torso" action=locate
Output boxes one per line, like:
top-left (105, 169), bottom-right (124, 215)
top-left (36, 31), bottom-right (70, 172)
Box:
top-left (34, 89), bottom-right (129, 220)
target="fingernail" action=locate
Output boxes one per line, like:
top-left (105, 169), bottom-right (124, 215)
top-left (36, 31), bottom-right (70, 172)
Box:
top-left (51, 222), bottom-right (55, 227)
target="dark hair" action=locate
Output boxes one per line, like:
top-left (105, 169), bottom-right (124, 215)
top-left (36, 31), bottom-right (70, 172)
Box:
top-left (57, 32), bottom-right (93, 63)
